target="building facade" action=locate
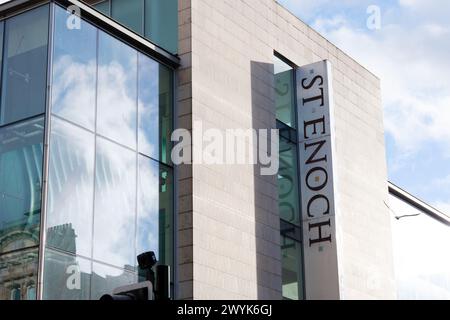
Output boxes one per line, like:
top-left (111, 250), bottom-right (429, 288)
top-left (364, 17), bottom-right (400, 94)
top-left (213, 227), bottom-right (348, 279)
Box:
top-left (0, 0), bottom-right (448, 300)
top-left (388, 183), bottom-right (450, 299)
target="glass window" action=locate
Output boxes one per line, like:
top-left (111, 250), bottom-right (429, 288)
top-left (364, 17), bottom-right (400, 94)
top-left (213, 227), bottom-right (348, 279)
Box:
top-left (43, 249), bottom-right (91, 300)
top-left (91, 262), bottom-right (136, 300)
top-left (94, 1), bottom-right (110, 15)
top-left (26, 284), bottom-right (36, 300)
top-left (97, 30), bottom-right (137, 148)
top-left (278, 136), bottom-right (300, 226)
top-left (10, 287), bottom-right (21, 300)
top-left (0, 22), bottom-right (4, 82)
top-left (281, 235), bottom-right (303, 300)
top-left (0, 5), bottom-right (49, 126)
top-left (158, 65), bottom-right (173, 164)
top-left (137, 156), bottom-right (173, 267)
top-left (0, 117), bottom-right (44, 253)
top-left (88, 0), bottom-right (178, 54)
top-left (52, 6), bottom-right (97, 131)
top-left (46, 117), bottom-right (95, 257)
top-left (274, 55), bottom-right (296, 128)
top-left (144, 0), bottom-right (178, 54)
top-left (0, 247), bottom-right (39, 300)
top-left (138, 54), bottom-right (172, 163)
top-left (111, 0), bottom-right (144, 34)
top-left (93, 137), bottom-right (136, 270)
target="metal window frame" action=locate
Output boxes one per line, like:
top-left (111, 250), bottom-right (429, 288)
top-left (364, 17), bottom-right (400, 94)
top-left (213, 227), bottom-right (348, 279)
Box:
top-left (274, 50), bottom-right (307, 300)
top-left (36, 1), bottom-right (54, 300)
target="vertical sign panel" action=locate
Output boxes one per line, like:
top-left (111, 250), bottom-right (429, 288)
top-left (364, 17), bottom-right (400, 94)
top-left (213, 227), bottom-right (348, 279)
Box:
top-left (297, 60), bottom-right (340, 299)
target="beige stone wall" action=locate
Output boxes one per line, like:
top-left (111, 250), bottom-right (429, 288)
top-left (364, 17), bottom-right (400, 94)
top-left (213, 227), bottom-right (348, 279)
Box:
top-left (176, 0), bottom-right (194, 300)
top-left (177, 0), bottom-right (396, 299)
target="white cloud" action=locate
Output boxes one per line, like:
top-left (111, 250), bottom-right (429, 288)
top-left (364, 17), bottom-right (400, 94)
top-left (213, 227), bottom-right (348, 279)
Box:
top-left (312, 15), bottom-right (347, 30)
top-left (277, 0), bottom-right (450, 208)
top-left (309, 4), bottom-right (450, 155)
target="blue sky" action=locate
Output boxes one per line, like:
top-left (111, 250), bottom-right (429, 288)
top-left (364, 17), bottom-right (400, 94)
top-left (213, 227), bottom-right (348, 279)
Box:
top-left (278, 0), bottom-right (450, 214)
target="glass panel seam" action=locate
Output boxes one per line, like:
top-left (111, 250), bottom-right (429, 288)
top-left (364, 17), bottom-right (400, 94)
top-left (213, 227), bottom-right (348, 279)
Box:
top-left (0, 245), bottom-right (40, 257)
top-left (37, 2), bottom-right (53, 301)
top-left (46, 245), bottom-right (137, 272)
top-left (0, 113), bottom-right (46, 129)
top-left (138, 151), bottom-right (173, 169)
top-left (89, 26), bottom-right (101, 301)
top-left (141, 0), bottom-right (145, 36)
top-left (50, 114), bottom-right (96, 135)
top-left (0, 21), bottom-right (4, 123)
top-left (293, 62), bottom-right (306, 300)
top-left (134, 52), bottom-right (139, 277)
top-left (171, 63), bottom-right (178, 299)
top-left (44, 121), bottom-right (173, 169)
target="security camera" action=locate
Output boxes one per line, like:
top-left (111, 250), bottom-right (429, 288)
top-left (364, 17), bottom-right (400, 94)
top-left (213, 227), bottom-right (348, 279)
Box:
top-left (137, 251), bottom-right (158, 270)
top-left (99, 251), bottom-right (171, 301)
top-left (136, 251), bottom-right (171, 300)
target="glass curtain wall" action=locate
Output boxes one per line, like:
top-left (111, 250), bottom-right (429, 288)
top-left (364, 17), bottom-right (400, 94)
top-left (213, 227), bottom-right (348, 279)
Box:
top-left (42, 5), bottom-right (174, 300)
top-left (0, 5), bottom-right (50, 300)
top-left (92, 0), bottom-right (178, 54)
top-left (274, 54), bottom-right (304, 300)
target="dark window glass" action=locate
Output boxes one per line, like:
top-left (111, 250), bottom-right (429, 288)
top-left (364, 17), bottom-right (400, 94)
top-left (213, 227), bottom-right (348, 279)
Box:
top-left (94, 1), bottom-right (110, 15)
top-left (278, 136), bottom-right (300, 226)
top-left (97, 30), bottom-right (137, 148)
top-left (0, 5), bottom-right (49, 125)
top-left (0, 116), bottom-right (44, 253)
top-left (0, 22), bottom-right (4, 85)
top-left (0, 247), bottom-right (38, 300)
top-left (11, 287), bottom-right (21, 300)
top-left (111, 0), bottom-right (144, 34)
top-left (281, 235), bottom-right (303, 300)
top-left (137, 156), bottom-right (173, 267)
top-left (43, 249), bottom-right (91, 300)
top-left (91, 262), bottom-right (136, 300)
top-left (46, 117), bottom-right (95, 257)
top-left (144, 0), bottom-right (178, 54)
top-left (89, 0), bottom-right (178, 54)
top-left (52, 6), bottom-right (97, 131)
top-left (138, 54), bottom-right (172, 163)
top-left (93, 137), bottom-right (136, 269)
top-left (26, 284), bottom-right (35, 300)
top-left (274, 56), bottom-right (296, 128)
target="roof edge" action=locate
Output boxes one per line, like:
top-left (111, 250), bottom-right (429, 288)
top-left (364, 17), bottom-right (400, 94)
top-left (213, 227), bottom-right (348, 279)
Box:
top-left (388, 181), bottom-right (450, 226)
